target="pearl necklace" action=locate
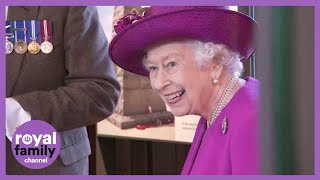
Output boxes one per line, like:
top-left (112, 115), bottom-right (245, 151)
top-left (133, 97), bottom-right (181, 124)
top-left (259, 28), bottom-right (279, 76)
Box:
top-left (207, 76), bottom-right (238, 128)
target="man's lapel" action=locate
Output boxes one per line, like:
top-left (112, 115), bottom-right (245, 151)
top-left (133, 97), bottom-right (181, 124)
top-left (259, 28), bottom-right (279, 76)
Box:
top-left (6, 6), bottom-right (39, 97)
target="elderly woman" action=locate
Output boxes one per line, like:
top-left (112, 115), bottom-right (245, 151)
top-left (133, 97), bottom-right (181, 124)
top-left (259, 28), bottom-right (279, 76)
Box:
top-left (109, 6), bottom-right (259, 175)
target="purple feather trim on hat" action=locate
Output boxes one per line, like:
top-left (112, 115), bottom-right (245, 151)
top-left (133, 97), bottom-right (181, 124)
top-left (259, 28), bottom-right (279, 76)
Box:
top-left (114, 13), bottom-right (143, 34)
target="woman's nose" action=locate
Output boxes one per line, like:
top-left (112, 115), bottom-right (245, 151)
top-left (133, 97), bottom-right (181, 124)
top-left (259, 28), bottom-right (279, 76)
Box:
top-left (152, 69), bottom-right (170, 91)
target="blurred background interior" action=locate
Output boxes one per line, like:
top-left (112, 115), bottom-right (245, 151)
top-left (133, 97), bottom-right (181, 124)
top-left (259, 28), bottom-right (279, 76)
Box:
top-left (86, 6), bottom-right (314, 175)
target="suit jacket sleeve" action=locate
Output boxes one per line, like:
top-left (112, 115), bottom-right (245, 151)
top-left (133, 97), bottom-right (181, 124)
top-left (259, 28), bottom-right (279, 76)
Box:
top-left (13, 7), bottom-right (121, 131)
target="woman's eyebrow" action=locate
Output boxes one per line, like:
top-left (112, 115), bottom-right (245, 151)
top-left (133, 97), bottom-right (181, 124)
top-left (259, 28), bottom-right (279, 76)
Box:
top-left (143, 53), bottom-right (181, 65)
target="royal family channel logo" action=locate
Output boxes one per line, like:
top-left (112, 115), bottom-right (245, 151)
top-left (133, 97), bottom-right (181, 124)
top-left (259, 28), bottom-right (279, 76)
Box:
top-left (11, 120), bottom-right (60, 169)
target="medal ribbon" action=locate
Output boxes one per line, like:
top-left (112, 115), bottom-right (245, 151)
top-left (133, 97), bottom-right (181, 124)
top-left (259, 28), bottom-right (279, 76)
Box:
top-left (6, 21), bottom-right (11, 33)
top-left (6, 21), bottom-right (14, 43)
top-left (34, 20), bottom-right (40, 44)
top-left (13, 21), bottom-right (18, 43)
top-left (15, 20), bottom-right (27, 43)
top-left (26, 20), bottom-right (40, 44)
top-left (10, 21), bottom-right (15, 43)
top-left (40, 20), bottom-right (53, 43)
top-left (31, 20), bottom-right (36, 41)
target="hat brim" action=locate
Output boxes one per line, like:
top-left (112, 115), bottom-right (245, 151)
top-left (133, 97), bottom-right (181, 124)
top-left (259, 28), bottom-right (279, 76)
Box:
top-left (109, 8), bottom-right (257, 76)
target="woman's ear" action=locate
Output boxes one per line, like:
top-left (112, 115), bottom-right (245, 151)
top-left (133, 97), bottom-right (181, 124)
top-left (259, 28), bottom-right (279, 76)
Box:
top-left (210, 64), bottom-right (223, 84)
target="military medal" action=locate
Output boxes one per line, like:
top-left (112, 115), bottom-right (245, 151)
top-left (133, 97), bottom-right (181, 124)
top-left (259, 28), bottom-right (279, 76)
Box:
top-left (14, 40), bottom-right (28, 54)
top-left (6, 34), bottom-right (14, 54)
top-left (28, 20), bottom-right (40, 54)
top-left (5, 22), bottom-right (14, 54)
top-left (40, 20), bottom-right (53, 54)
top-left (221, 117), bottom-right (228, 134)
top-left (41, 41), bottom-right (53, 54)
top-left (28, 40), bottom-right (41, 54)
top-left (13, 21), bottom-right (28, 54)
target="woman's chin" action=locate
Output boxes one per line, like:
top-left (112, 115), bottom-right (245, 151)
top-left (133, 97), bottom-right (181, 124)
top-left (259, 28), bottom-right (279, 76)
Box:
top-left (170, 109), bottom-right (189, 117)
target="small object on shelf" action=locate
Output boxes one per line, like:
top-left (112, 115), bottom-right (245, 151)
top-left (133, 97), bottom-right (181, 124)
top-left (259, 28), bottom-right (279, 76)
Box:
top-left (135, 119), bottom-right (173, 130)
top-left (108, 111), bottom-right (174, 129)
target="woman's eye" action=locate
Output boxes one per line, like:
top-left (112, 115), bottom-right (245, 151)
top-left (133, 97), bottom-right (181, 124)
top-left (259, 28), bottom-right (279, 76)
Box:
top-left (166, 61), bottom-right (180, 73)
top-left (168, 62), bottom-right (177, 67)
top-left (148, 66), bottom-right (158, 72)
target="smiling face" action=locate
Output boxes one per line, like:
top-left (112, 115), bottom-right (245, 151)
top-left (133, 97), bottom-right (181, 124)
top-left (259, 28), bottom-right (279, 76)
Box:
top-left (143, 41), bottom-right (214, 116)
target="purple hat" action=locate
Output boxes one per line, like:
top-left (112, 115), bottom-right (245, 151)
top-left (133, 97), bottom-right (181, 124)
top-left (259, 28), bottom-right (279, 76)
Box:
top-left (109, 6), bottom-right (258, 76)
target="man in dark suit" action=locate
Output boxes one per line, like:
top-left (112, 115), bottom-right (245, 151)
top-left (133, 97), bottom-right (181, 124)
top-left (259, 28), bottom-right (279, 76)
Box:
top-left (6, 6), bottom-right (120, 175)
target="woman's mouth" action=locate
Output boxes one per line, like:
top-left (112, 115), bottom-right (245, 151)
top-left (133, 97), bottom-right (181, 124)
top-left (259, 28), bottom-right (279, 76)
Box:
top-left (164, 90), bottom-right (185, 104)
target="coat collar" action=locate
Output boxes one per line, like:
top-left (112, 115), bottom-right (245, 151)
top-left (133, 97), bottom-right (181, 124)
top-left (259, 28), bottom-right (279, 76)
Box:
top-left (181, 117), bottom-right (206, 175)
top-left (7, 6), bottom-right (39, 21)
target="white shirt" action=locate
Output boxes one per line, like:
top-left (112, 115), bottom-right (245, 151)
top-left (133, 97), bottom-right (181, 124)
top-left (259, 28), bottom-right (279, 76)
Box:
top-left (6, 6), bottom-right (32, 141)
top-left (6, 98), bottom-right (31, 141)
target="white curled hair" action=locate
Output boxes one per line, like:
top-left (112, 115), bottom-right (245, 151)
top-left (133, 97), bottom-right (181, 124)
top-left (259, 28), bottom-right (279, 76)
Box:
top-left (185, 40), bottom-right (244, 77)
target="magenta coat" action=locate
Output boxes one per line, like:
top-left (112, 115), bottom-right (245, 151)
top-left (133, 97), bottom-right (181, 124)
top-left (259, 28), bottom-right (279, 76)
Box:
top-left (181, 77), bottom-right (260, 175)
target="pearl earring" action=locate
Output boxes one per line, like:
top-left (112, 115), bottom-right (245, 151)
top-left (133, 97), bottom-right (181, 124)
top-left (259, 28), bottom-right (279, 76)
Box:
top-left (213, 78), bottom-right (219, 84)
